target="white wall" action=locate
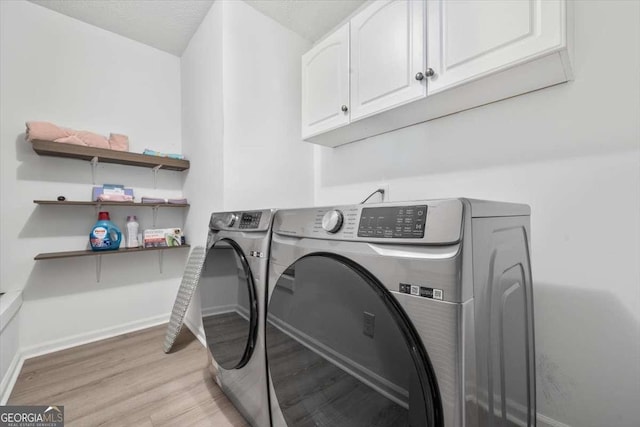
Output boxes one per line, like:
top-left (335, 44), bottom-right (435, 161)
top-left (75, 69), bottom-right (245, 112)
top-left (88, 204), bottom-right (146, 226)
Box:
top-left (0, 0), bottom-right (186, 353)
top-left (222, 0), bottom-right (314, 210)
top-left (180, 0), bottom-right (224, 339)
top-left (181, 0), bottom-right (314, 337)
top-left (181, 0), bottom-right (225, 247)
top-left (313, 1), bottom-right (640, 426)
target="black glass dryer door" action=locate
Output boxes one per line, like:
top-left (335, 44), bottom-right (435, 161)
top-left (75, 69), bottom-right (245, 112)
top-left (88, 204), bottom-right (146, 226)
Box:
top-left (266, 254), bottom-right (443, 427)
top-left (199, 239), bottom-right (258, 370)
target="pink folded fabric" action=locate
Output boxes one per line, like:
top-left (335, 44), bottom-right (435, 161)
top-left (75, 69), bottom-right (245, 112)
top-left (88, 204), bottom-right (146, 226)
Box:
top-left (109, 133), bottom-right (129, 151)
top-left (25, 121), bottom-right (72, 142)
top-left (97, 194), bottom-right (134, 202)
top-left (56, 130), bottom-right (110, 149)
top-left (25, 121), bottom-right (129, 151)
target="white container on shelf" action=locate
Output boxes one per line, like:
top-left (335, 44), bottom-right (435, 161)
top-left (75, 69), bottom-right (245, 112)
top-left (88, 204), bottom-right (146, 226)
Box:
top-left (126, 216), bottom-right (140, 248)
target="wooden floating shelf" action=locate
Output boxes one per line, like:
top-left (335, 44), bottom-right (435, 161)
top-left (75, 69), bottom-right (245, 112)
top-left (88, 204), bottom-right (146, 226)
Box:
top-left (31, 139), bottom-right (190, 171)
top-left (34, 200), bottom-right (189, 208)
top-left (34, 244), bottom-right (191, 261)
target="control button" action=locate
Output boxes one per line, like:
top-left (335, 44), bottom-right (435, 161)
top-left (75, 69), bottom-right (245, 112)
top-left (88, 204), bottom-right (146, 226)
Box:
top-left (222, 213), bottom-right (238, 227)
top-left (420, 287), bottom-right (433, 298)
top-left (322, 210), bottom-right (344, 233)
top-left (410, 285), bottom-right (420, 296)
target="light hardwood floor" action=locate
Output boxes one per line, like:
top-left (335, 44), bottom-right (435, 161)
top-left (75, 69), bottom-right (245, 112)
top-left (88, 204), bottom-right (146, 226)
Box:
top-left (8, 324), bottom-right (248, 427)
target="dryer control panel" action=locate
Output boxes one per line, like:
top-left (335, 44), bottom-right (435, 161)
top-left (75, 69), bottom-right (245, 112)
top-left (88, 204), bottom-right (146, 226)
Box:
top-left (210, 209), bottom-right (274, 232)
top-left (274, 199), bottom-right (464, 245)
top-left (358, 205), bottom-right (427, 239)
top-left (239, 212), bottom-right (262, 229)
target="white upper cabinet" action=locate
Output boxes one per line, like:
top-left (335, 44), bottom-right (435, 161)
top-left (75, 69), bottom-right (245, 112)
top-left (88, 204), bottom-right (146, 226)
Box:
top-left (301, 23), bottom-right (350, 138)
top-left (350, 0), bottom-right (426, 121)
top-left (427, 0), bottom-right (567, 94)
top-left (301, 0), bottom-right (572, 147)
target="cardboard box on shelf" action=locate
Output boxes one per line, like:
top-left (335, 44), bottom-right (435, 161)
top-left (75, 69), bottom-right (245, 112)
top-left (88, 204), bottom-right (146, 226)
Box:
top-left (143, 228), bottom-right (183, 248)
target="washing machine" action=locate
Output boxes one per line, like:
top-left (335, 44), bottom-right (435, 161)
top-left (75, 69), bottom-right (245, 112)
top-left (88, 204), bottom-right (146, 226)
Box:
top-left (198, 209), bottom-right (275, 427)
top-left (265, 199), bottom-right (535, 427)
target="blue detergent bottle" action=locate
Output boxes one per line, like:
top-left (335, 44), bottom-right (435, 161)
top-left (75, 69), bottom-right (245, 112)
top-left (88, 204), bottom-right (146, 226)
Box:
top-left (90, 211), bottom-right (122, 251)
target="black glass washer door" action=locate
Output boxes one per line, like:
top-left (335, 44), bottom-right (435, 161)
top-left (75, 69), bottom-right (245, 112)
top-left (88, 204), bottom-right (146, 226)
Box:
top-left (199, 238), bottom-right (258, 370)
top-left (266, 253), bottom-right (443, 427)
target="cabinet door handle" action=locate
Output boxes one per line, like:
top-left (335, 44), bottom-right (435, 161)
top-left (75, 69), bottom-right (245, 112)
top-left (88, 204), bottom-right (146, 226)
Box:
top-left (341, 105), bottom-right (348, 112)
top-left (415, 72), bottom-right (424, 81)
top-left (425, 68), bottom-right (436, 77)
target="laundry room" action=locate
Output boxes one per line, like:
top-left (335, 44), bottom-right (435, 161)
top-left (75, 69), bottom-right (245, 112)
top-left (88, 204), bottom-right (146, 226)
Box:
top-left (0, 1), bottom-right (638, 427)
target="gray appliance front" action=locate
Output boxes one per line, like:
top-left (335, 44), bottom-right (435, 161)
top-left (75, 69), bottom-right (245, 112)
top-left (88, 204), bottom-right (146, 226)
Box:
top-left (265, 199), bottom-right (535, 427)
top-left (199, 210), bottom-right (274, 427)
top-left (266, 234), bottom-right (460, 427)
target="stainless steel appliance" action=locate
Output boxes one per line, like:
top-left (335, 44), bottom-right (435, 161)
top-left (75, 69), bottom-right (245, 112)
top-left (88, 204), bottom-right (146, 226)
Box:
top-left (199, 209), bottom-right (275, 427)
top-left (265, 199), bottom-right (535, 426)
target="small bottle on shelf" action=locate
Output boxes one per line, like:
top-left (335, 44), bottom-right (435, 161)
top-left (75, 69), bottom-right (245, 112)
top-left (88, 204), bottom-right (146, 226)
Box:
top-left (126, 216), bottom-right (140, 248)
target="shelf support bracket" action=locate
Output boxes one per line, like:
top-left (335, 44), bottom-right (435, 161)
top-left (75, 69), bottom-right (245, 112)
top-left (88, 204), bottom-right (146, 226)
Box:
top-left (158, 250), bottom-right (164, 274)
top-left (152, 206), bottom-right (159, 228)
top-left (152, 165), bottom-right (162, 189)
top-left (95, 202), bottom-right (102, 216)
top-left (90, 156), bottom-right (99, 185)
top-left (96, 255), bottom-right (102, 282)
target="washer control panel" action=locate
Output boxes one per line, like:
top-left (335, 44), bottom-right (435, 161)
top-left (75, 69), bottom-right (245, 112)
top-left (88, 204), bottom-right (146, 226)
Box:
top-left (276, 200), bottom-right (463, 245)
top-left (239, 211), bottom-right (262, 229)
top-left (358, 205), bottom-right (427, 239)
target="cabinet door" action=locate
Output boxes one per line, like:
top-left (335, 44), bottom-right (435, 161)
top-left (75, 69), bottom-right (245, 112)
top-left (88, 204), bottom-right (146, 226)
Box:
top-left (350, 0), bottom-right (426, 121)
top-left (301, 24), bottom-right (350, 138)
top-left (427, 0), bottom-right (566, 94)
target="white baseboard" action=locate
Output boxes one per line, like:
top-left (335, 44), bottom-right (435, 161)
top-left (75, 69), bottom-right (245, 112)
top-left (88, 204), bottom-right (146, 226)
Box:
top-left (0, 351), bottom-right (24, 405)
top-left (537, 413), bottom-right (571, 427)
top-left (236, 304), bottom-right (250, 321)
top-left (0, 313), bottom-right (170, 404)
top-left (201, 304), bottom-right (236, 318)
top-left (20, 313), bottom-right (171, 360)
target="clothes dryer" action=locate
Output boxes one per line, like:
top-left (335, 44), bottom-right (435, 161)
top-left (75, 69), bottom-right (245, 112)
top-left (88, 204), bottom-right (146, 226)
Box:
top-left (265, 199), bottom-right (535, 427)
top-left (199, 209), bottom-right (275, 427)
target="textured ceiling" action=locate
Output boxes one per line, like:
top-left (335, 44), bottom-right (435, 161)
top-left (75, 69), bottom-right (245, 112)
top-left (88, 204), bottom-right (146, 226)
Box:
top-left (245, 0), bottom-right (367, 42)
top-left (28, 0), bottom-right (215, 56)
top-left (28, 0), bottom-right (367, 56)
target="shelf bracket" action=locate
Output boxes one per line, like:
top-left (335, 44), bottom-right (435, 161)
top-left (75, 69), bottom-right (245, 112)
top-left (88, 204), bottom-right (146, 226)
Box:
top-left (152, 165), bottom-right (162, 189)
top-left (90, 156), bottom-right (99, 185)
top-left (152, 205), bottom-right (159, 228)
top-left (95, 202), bottom-right (102, 216)
top-left (96, 254), bottom-right (102, 282)
top-left (158, 250), bottom-right (164, 274)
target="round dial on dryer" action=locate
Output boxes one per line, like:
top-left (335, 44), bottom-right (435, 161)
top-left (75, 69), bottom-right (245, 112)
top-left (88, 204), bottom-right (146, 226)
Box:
top-left (322, 210), bottom-right (344, 233)
top-left (221, 213), bottom-right (238, 227)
